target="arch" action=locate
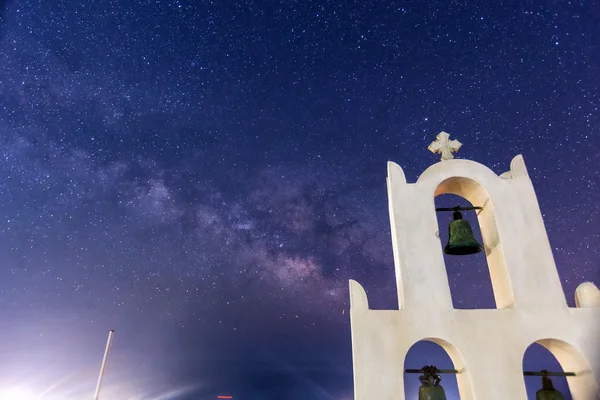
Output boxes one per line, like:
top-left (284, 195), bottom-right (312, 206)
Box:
top-left (435, 193), bottom-right (496, 308)
top-left (403, 338), bottom-right (474, 400)
top-left (432, 175), bottom-right (514, 309)
top-left (523, 342), bottom-right (571, 399)
top-left (416, 157), bottom-right (505, 187)
top-left (387, 155), bottom-right (568, 311)
top-left (523, 339), bottom-right (598, 399)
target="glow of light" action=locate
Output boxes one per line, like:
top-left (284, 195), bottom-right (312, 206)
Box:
top-left (0, 388), bottom-right (40, 400)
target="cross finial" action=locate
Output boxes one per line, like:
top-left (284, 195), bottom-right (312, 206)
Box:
top-left (428, 131), bottom-right (462, 161)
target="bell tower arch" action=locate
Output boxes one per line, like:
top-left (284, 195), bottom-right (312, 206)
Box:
top-left (349, 132), bottom-right (600, 399)
top-left (388, 153), bottom-right (567, 310)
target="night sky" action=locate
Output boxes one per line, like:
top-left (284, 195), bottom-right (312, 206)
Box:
top-left (0, 0), bottom-right (599, 399)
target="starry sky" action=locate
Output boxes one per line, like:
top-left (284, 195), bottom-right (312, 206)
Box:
top-left (0, 0), bottom-right (598, 399)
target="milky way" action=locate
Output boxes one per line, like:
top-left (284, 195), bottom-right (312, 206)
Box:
top-left (0, 0), bottom-right (598, 399)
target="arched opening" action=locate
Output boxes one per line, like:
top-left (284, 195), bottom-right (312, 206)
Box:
top-left (523, 339), bottom-right (598, 399)
top-left (435, 193), bottom-right (495, 309)
top-left (433, 176), bottom-right (514, 309)
top-left (403, 339), bottom-right (472, 399)
top-left (523, 342), bottom-right (570, 399)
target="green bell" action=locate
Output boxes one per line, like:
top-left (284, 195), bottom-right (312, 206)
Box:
top-left (444, 210), bottom-right (484, 256)
top-left (536, 374), bottom-right (565, 400)
top-left (418, 366), bottom-right (447, 400)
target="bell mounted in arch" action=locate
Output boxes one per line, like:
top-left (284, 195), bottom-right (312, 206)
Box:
top-left (418, 366), bottom-right (447, 400)
top-left (436, 206), bottom-right (484, 256)
top-left (445, 210), bottom-right (484, 256)
top-left (536, 371), bottom-right (566, 400)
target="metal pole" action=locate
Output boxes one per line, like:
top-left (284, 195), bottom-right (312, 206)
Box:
top-left (435, 206), bottom-right (482, 212)
top-left (523, 371), bottom-right (576, 377)
top-left (405, 368), bottom-right (460, 374)
top-left (93, 329), bottom-right (115, 400)
top-left (404, 368), bottom-right (576, 377)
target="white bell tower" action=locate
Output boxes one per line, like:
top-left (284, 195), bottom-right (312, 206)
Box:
top-left (348, 132), bottom-right (600, 399)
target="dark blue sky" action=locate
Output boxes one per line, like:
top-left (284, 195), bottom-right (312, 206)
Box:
top-left (0, 0), bottom-right (598, 398)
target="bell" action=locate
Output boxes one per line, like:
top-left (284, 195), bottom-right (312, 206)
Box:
top-left (536, 374), bottom-right (565, 400)
top-left (444, 210), bottom-right (484, 256)
top-left (418, 366), bottom-right (447, 400)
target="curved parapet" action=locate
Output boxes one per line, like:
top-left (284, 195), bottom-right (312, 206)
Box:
top-left (510, 154), bottom-right (528, 177)
top-left (575, 282), bottom-right (600, 308)
top-left (349, 280), bottom-right (369, 310)
top-left (500, 154), bottom-right (528, 179)
top-left (387, 161), bottom-right (407, 186)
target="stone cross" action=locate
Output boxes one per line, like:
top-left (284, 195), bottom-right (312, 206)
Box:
top-left (428, 131), bottom-right (462, 161)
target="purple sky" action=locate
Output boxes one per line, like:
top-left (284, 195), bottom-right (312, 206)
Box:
top-left (0, 0), bottom-right (598, 398)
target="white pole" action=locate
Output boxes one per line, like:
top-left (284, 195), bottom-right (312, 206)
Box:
top-left (93, 329), bottom-right (115, 400)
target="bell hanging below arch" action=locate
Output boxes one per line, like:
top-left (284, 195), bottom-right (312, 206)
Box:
top-left (444, 210), bottom-right (484, 256)
top-left (536, 373), bottom-right (565, 400)
top-left (418, 366), bottom-right (447, 400)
